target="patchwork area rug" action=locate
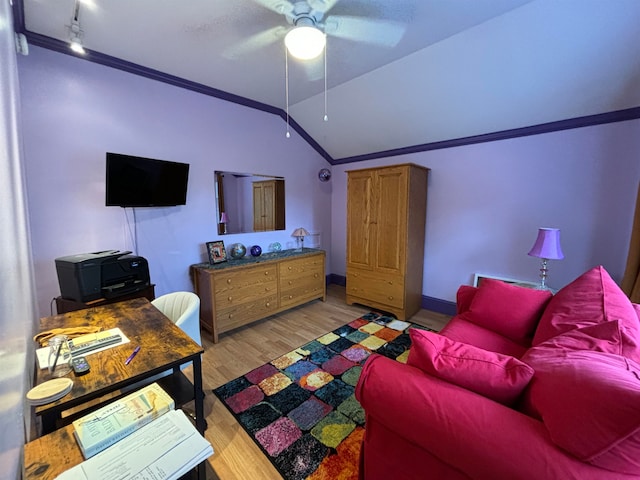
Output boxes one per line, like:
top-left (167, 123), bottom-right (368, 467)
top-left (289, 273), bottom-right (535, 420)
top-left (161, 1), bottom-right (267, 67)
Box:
top-left (213, 312), bottom-right (434, 480)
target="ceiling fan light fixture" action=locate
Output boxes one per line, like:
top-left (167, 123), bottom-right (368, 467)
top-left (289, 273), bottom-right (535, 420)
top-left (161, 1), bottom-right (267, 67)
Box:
top-left (285, 25), bottom-right (325, 60)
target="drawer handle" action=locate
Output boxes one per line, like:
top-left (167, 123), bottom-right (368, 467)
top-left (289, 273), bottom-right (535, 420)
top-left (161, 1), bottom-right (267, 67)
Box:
top-left (388, 296), bottom-right (394, 300)
top-left (227, 279), bottom-right (232, 284)
top-left (388, 281), bottom-right (393, 285)
top-left (264, 271), bottom-right (270, 275)
top-left (228, 313), bottom-right (233, 319)
top-left (289, 295), bottom-right (293, 299)
top-left (266, 302), bottom-right (271, 307)
top-left (288, 280), bottom-right (292, 285)
top-left (265, 287), bottom-right (270, 292)
top-left (288, 266), bottom-right (292, 270)
top-left (314, 273), bottom-right (318, 278)
top-left (228, 296), bottom-right (232, 301)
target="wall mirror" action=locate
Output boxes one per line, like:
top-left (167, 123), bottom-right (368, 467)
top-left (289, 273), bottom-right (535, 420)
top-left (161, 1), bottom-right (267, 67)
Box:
top-left (215, 171), bottom-right (285, 235)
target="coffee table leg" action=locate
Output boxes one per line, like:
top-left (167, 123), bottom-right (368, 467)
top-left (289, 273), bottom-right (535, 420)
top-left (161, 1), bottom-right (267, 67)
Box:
top-left (192, 354), bottom-right (206, 479)
top-left (40, 412), bottom-right (57, 435)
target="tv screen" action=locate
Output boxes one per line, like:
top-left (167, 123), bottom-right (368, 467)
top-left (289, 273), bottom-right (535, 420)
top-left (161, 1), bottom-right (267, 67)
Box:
top-left (105, 152), bottom-right (190, 207)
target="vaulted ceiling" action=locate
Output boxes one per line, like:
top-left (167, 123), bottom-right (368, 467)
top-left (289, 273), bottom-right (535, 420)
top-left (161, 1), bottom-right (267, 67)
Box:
top-left (16, 0), bottom-right (640, 162)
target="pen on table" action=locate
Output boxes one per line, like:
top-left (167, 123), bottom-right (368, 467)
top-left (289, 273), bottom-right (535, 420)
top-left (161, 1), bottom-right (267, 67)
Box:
top-left (124, 346), bottom-right (141, 366)
top-left (50, 341), bottom-right (63, 373)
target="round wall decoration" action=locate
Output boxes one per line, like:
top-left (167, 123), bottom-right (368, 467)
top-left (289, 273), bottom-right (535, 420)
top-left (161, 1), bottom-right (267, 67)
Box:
top-left (318, 168), bottom-right (331, 182)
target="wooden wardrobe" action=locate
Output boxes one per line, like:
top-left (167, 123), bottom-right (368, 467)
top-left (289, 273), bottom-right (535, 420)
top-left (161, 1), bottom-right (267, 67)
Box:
top-left (346, 163), bottom-right (429, 320)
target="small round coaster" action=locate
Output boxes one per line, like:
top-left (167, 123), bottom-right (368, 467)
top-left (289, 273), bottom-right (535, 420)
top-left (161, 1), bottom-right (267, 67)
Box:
top-left (26, 378), bottom-right (73, 406)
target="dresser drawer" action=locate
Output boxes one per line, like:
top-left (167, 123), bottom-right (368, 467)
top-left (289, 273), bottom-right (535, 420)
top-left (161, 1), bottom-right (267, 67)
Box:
top-left (213, 265), bottom-right (277, 310)
top-left (279, 256), bottom-right (324, 280)
top-left (279, 255), bottom-right (325, 308)
top-left (279, 276), bottom-right (324, 308)
top-left (216, 294), bottom-right (278, 331)
top-left (347, 268), bottom-right (404, 309)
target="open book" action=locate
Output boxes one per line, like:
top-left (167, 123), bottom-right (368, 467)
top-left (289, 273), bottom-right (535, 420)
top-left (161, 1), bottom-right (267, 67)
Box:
top-left (57, 409), bottom-right (213, 480)
top-left (73, 382), bottom-right (175, 458)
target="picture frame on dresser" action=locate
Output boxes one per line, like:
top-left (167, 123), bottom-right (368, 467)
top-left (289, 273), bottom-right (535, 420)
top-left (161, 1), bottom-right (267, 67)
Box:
top-left (206, 241), bottom-right (227, 264)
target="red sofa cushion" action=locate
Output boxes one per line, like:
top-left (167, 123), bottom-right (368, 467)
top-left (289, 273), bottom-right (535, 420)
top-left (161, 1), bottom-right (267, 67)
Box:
top-left (456, 285), bottom-right (478, 314)
top-left (522, 350), bottom-right (640, 475)
top-left (465, 279), bottom-right (552, 343)
top-left (533, 265), bottom-right (640, 349)
top-left (440, 316), bottom-right (529, 358)
top-left (407, 329), bottom-right (534, 405)
top-left (532, 320), bottom-right (639, 357)
top-left (521, 320), bottom-right (638, 419)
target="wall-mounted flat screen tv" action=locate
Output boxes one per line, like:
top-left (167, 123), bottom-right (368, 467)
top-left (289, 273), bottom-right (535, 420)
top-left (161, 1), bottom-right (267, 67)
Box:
top-left (105, 152), bottom-right (190, 207)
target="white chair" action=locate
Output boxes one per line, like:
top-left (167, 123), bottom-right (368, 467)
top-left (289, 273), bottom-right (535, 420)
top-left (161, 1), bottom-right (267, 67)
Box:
top-left (150, 291), bottom-right (206, 428)
top-left (152, 291), bottom-right (201, 346)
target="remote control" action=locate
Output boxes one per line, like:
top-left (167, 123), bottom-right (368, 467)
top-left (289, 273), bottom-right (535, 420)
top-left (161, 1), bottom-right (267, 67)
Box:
top-left (71, 356), bottom-right (90, 376)
top-left (69, 334), bottom-right (122, 356)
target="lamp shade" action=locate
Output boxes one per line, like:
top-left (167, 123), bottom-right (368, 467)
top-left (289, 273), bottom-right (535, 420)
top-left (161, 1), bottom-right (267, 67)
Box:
top-left (292, 227), bottom-right (310, 238)
top-left (285, 26), bottom-right (325, 60)
top-left (220, 212), bottom-right (228, 223)
top-left (528, 228), bottom-right (564, 260)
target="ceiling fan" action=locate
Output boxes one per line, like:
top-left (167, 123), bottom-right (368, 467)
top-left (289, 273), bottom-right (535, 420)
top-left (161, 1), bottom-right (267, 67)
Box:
top-left (225, 0), bottom-right (406, 60)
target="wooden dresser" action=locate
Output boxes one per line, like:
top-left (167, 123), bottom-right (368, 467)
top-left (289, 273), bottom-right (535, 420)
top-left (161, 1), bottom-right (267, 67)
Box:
top-left (346, 164), bottom-right (429, 320)
top-left (191, 249), bottom-right (325, 342)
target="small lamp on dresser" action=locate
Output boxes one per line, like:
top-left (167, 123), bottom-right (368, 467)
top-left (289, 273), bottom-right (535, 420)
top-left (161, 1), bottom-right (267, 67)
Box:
top-left (528, 227), bottom-right (564, 290)
top-left (292, 227), bottom-right (310, 252)
top-left (220, 212), bottom-right (228, 234)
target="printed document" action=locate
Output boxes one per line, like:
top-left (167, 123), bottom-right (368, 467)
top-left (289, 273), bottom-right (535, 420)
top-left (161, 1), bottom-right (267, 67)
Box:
top-left (56, 409), bottom-right (213, 480)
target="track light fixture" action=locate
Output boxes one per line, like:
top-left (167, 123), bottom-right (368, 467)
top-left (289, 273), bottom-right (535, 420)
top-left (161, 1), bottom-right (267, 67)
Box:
top-left (68, 1), bottom-right (85, 55)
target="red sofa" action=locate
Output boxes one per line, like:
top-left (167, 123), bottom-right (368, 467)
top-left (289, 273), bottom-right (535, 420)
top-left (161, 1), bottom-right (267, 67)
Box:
top-left (355, 266), bottom-right (640, 479)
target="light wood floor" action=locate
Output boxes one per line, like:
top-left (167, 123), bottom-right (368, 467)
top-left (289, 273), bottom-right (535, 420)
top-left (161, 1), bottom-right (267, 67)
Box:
top-left (184, 284), bottom-right (451, 480)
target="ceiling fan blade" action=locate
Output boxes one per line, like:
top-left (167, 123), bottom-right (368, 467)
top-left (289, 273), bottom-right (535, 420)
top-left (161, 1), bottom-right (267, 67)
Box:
top-left (251, 0), bottom-right (294, 15)
top-left (308, 0), bottom-right (341, 15)
top-left (324, 15), bottom-right (405, 47)
top-left (223, 26), bottom-right (287, 59)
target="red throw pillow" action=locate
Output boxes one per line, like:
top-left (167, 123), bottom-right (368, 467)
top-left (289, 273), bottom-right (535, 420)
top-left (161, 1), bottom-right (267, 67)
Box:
top-left (533, 265), bottom-right (640, 346)
top-left (522, 350), bottom-right (640, 475)
top-left (466, 279), bottom-right (552, 343)
top-left (407, 329), bottom-right (534, 405)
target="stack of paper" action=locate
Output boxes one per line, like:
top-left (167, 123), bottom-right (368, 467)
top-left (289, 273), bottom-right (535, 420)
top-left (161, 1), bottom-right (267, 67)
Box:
top-left (73, 382), bottom-right (175, 458)
top-left (35, 328), bottom-right (130, 369)
top-left (56, 409), bottom-right (213, 480)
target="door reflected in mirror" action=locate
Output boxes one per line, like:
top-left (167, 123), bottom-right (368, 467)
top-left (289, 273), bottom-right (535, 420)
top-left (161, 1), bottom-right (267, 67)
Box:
top-left (215, 171), bottom-right (285, 235)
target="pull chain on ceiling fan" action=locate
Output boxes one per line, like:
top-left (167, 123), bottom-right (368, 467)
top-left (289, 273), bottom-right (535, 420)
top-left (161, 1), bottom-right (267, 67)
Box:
top-left (243, 0), bottom-right (404, 138)
top-left (285, 29), bottom-right (328, 138)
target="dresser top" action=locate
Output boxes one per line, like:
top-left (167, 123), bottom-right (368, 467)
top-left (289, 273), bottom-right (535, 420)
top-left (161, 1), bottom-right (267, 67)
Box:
top-left (192, 248), bottom-right (324, 271)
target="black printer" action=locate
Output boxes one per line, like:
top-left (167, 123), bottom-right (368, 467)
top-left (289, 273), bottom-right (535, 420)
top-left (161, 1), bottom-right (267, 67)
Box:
top-left (55, 250), bottom-right (150, 302)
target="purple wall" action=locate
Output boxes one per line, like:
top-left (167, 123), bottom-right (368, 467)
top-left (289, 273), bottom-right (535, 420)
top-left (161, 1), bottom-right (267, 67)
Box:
top-left (18, 46), bottom-right (332, 317)
top-left (331, 121), bottom-right (640, 301)
top-left (18, 45), bottom-right (640, 316)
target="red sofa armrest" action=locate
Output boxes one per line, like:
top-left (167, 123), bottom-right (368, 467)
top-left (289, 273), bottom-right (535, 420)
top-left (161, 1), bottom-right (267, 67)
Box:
top-left (356, 355), bottom-right (634, 480)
